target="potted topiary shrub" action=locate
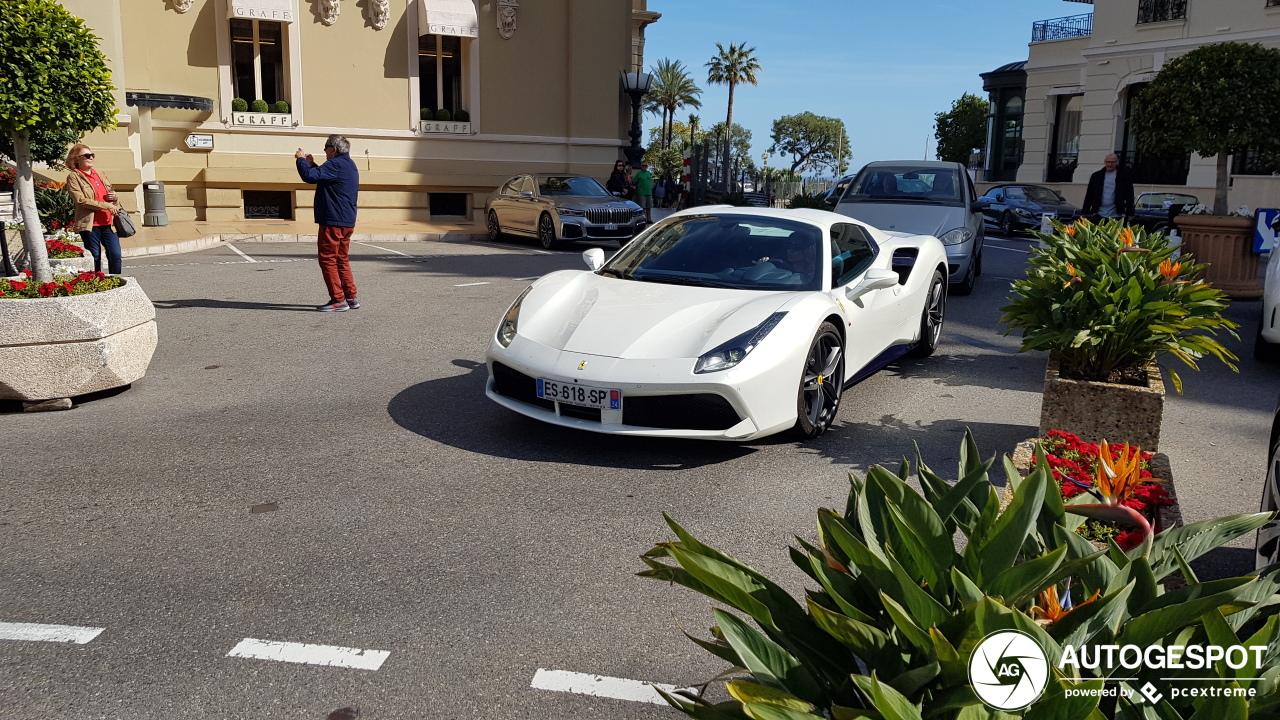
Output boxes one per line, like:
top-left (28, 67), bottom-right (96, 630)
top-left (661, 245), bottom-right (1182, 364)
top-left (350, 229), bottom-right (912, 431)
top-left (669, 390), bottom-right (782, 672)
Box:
top-left (420, 107), bottom-right (434, 121)
top-left (434, 108), bottom-right (452, 122)
top-left (1130, 42), bottom-right (1280, 299)
top-left (640, 432), bottom-right (1278, 719)
top-left (1001, 220), bottom-right (1238, 449)
top-left (231, 97), bottom-right (249, 112)
top-left (250, 99), bottom-right (269, 113)
top-left (271, 100), bottom-right (289, 114)
top-left (454, 109), bottom-right (470, 122)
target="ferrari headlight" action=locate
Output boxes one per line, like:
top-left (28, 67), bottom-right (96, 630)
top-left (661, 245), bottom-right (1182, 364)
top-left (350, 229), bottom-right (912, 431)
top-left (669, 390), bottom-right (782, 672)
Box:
top-left (558, 208), bottom-right (585, 217)
top-left (939, 228), bottom-right (974, 246)
top-left (694, 312), bottom-right (787, 374)
top-left (496, 286), bottom-right (533, 347)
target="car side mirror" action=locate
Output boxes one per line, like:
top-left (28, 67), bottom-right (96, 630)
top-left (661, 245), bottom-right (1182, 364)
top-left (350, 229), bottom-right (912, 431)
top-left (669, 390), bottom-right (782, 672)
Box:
top-left (583, 248), bottom-right (605, 272)
top-left (521, 190), bottom-right (534, 199)
top-left (612, 192), bottom-right (622, 197)
top-left (971, 200), bottom-right (990, 213)
top-left (845, 268), bottom-right (898, 301)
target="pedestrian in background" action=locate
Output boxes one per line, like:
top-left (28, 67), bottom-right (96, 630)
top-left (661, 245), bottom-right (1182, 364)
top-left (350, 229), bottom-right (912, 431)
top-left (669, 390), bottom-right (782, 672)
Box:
top-left (1082, 153), bottom-right (1134, 221)
top-left (65, 143), bottom-right (123, 274)
top-left (622, 165), bottom-right (636, 201)
top-left (606, 160), bottom-right (628, 197)
top-left (296, 134), bottom-right (360, 312)
top-left (653, 174), bottom-right (666, 209)
top-left (634, 161), bottom-right (655, 223)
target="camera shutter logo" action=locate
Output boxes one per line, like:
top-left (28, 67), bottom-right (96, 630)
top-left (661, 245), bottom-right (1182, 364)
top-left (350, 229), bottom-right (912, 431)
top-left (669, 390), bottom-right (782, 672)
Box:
top-left (969, 630), bottom-right (1049, 710)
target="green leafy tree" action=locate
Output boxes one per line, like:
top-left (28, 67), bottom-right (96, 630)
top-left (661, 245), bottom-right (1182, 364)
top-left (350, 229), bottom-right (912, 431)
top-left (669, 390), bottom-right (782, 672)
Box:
top-left (644, 58), bottom-right (702, 151)
top-left (0, 0), bottom-right (117, 283)
top-left (706, 42), bottom-right (761, 188)
top-left (933, 92), bottom-right (989, 165)
top-left (769, 111), bottom-right (852, 175)
top-left (708, 121), bottom-right (753, 177)
top-left (1131, 41), bottom-right (1280, 214)
top-left (0, 126), bottom-right (81, 169)
top-left (642, 146), bottom-right (683, 181)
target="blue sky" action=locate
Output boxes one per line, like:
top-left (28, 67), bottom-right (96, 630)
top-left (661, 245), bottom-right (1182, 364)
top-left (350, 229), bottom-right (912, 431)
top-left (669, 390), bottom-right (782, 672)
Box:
top-left (643, 0), bottom-right (1089, 175)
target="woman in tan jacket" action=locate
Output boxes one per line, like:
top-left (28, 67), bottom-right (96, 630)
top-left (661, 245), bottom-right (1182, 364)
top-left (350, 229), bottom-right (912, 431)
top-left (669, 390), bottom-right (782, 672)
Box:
top-left (65, 143), bottom-right (122, 274)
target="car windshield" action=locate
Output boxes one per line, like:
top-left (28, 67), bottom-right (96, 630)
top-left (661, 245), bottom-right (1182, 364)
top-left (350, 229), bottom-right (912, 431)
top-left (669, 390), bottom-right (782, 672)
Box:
top-left (1136, 193), bottom-right (1199, 210)
top-left (843, 166), bottom-right (962, 205)
top-left (600, 214), bottom-right (823, 291)
top-left (1023, 186), bottom-right (1063, 204)
top-left (538, 176), bottom-right (610, 197)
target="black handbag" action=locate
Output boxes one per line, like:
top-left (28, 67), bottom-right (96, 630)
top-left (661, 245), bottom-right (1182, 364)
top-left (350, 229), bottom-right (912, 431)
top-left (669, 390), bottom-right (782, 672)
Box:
top-left (114, 208), bottom-right (136, 238)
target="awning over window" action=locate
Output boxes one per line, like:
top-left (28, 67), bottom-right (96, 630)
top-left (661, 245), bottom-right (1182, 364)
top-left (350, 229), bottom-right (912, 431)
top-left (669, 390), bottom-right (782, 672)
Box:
top-left (228, 0), bottom-right (295, 23)
top-left (418, 0), bottom-right (478, 38)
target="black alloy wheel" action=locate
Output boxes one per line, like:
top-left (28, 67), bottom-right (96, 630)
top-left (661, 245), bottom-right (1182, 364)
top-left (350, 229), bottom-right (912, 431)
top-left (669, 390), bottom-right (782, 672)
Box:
top-left (793, 322), bottom-right (844, 439)
top-left (910, 270), bottom-right (947, 358)
top-left (487, 210), bottom-right (503, 241)
top-left (538, 213), bottom-right (559, 250)
top-left (1000, 211), bottom-right (1016, 237)
top-left (1256, 432), bottom-right (1280, 568)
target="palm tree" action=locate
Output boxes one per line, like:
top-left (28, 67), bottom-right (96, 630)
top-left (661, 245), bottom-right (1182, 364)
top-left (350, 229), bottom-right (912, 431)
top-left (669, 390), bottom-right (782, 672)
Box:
top-left (645, 58), bottom-right (702, 150)
top-left (706, 42), bottom-right (761, 188)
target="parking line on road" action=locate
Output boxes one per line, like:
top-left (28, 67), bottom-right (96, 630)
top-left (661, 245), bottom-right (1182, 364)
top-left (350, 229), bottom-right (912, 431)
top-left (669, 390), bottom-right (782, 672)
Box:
top-left (986, 245), bottom-right (1030, 254)
top-left (354, 241), bottom-right (411, 256)
top-left (531, 668), bottom-right (681, 705)
top-left (514, 276), bottom-right (541, 281)
top-left (0, 621), bottom-right (104, 644)
top-left (454, 281), bottom-right (491, 287)
top-left (226, 638), bottom-right (390, 671)
top-left (226, 244), bottom-right (258, 263)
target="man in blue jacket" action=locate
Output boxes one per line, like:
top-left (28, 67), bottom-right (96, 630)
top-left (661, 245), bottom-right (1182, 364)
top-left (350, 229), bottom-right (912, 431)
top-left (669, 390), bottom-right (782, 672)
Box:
top-left (296, 134), bottom-right (360, 311)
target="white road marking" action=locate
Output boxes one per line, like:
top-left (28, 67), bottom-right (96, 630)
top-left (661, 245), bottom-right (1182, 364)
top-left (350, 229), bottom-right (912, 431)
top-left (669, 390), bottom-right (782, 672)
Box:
top-left (0, 621), bottom-right (104, 644)
top-left (225, 244), bottom-right (258, 262)
top-left (127, 258), bottom-right (307, 269)
top-left (227, 638), bottom-right (389, 671)
top-left (514, 276), bottom-right (541, 281)
top-left (459, 239), bottom-right (553, 256)
top-left (454, 281), bottom-right (491, 287)
top-left (354, 241), bottom-right (411, 256)
top-left (530, 668), bottom-right (682, 705)
top-left (986, 245), bottom-right (1030, 254)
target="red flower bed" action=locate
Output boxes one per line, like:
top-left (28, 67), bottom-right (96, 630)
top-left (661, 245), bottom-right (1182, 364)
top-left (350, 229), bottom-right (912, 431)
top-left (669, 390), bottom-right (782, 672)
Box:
top-left (1035, 429), bottom-right (1173, 549)
top-left (46, 238), bottom-right (83, 259)
top-left (0, 269), bottom-right (123, 299)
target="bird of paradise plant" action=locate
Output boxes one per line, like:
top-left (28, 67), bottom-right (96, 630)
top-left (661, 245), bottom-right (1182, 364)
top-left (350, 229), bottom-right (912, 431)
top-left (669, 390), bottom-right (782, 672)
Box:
top-left (1067, 440), bottom-right (1159, 551)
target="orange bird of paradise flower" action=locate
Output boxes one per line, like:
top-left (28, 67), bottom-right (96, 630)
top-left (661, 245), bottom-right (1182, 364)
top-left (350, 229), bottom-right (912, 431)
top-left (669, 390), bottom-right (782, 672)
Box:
top-left (1068, 440), bottom-right (1159, 548)
top-left (1159, 259), bottom-right (1182, 281)
top-left (1032, 585), bottom-right (1101, 624)
top-left (1063, 262), bottom-right (1083, 289)
top-left (1119, 227), bottom-right (1135, 246)
top-left (1064, 224), bottom-right (1078, 237)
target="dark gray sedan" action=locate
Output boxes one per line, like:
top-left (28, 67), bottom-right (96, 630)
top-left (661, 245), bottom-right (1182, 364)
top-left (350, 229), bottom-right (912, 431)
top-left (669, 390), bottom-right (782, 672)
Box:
top-left (979, 184), bottom-right (1079, 236)
top-left (485, 174), bottom-right (647, 249)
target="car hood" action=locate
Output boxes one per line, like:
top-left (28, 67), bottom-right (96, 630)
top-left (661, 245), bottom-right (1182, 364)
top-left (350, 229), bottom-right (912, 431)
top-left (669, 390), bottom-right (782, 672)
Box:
top-left (547, 196), bottom-right (640, 210)
top-left (516, 271), bottom-right (794, 359)
top-left (834, 201), bottom-right (966, 236)
top-left (1023, 200), bottom-right (1077, 213)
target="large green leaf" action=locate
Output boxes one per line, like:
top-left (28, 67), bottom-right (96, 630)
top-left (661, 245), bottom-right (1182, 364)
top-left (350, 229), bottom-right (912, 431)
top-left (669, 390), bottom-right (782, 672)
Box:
top-left (1024, 674), bottom-right (1104, 720)
top-left (1185, 684), bottom-right (1249, 719)
top-left (658, 689), bottom-right (753, 719)
top-left (884, 547), bottom-right (953, 629)
top-left (727, 681), bottom-right (816, 712)
top-left (980, 467), bottom-right (1047, 582)
top-left (867, 465), bottom-right (952, 568)
top-left (984, 545), bottom-right (1068, 605)
top-left (1147, 513), bottom-right (1273, 580)
top-left (885, 661), bottom-right (939, 700)
top-left (715, 609), bottom-right (825, 705)
top-left (820, 510), bottom-right (902, 599)
top-left (1050, 581), bottom-right (1135, 649)
top-left (742, 703), bottom-right (825, 720)
top-left (671, 545), bottom-right (777, 627)
top-left (880, 592), bottom-right (934, 652)
top-left (806, 598), bottom-right (901, 676)
top-left (850, 673), bottom-right (926, 720)
top-left (1117, 582), bottom-right (1255, 648)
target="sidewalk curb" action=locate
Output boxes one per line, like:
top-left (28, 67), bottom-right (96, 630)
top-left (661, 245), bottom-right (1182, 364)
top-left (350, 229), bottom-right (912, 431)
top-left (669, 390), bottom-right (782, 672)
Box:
top-left (120, 232), bottom-right (490, 259)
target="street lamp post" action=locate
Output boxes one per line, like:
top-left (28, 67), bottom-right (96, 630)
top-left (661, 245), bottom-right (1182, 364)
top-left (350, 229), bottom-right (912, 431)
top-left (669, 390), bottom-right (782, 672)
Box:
top-left (620, 71), bottom-right (653, 168)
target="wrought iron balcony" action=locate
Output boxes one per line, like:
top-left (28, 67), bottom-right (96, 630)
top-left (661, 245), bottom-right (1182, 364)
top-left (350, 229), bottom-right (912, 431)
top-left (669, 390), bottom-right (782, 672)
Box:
top-left (1032, 13), bottom-right (1093, 43)
top-left (1120, 149), bottom-right (1190, 186)
top-left (1138, 0), bottom-right (1187, 24)
top-left (1046, 153), bottom-right (1079, 183)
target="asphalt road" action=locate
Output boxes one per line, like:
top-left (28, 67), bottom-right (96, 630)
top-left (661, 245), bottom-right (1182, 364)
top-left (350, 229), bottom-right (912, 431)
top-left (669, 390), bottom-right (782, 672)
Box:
top-left (1, 229), bottom-right (1276, 719)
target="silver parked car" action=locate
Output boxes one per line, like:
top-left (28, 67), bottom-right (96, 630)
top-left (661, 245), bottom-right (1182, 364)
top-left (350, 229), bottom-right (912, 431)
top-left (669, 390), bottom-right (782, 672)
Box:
top-left (485, 174), bottom-right (647, 250)
top-left (833, 161), bottom-right (987, 295)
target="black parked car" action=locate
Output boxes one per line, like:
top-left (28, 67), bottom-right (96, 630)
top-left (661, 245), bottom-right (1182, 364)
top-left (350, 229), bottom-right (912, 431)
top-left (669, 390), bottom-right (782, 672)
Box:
top-left (978, 184), bottom-right (1079, 235)
top-left (1131, 192), bottom-right (1199, 235)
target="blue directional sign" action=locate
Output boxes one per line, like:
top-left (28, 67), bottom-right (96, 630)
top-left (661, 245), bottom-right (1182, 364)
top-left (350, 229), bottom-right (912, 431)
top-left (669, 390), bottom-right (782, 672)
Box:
top-left (1256, 209), bottom-right (1280, 254)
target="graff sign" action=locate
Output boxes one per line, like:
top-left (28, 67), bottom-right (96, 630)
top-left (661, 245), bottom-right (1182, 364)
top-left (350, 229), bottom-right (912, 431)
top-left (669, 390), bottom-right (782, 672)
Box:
top-left (233, 113), bottom-right (294, 127)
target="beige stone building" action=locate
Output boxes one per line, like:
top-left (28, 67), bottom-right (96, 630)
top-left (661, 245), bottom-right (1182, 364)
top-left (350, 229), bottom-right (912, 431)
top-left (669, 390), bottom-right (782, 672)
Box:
top-left (57, 0), bottom-right (659, 223)
top-left (980, 0), bottom-right (1280, 210)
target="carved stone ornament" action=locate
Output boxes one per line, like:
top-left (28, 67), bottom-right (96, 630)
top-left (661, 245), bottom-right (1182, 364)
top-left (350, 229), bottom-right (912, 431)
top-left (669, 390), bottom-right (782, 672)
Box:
top-left (171, 0), bottom-right (194, 11)
top-left (497, 0), bottom-right (518, 40)
top-left (369, 0), bottom-right (389, 29)
top-left (319, 0), bottom-right (340, 25)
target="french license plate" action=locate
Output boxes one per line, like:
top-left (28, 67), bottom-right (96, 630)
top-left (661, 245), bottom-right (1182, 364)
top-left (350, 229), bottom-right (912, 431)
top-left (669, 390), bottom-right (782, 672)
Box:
top-left (604, 223), bottom-right (618, 231)
top-left (537, 378), bottom-right (622, 410)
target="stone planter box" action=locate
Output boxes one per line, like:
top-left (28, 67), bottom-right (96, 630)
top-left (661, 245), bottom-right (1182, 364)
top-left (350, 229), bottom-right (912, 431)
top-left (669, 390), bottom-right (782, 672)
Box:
top-left (1176, 215), bottom-right (1262, 300)
top-left (1009, 439), bottom-right (1183, 534)
top-left (1040, 354), bottom-right (1165, 450)
top-left (0, 278), bottom-right (157, 406)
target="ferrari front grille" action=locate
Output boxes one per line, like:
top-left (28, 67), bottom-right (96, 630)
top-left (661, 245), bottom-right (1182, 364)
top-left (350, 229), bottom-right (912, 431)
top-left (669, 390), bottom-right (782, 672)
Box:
top-left (492, 362), bottom-right (554, 411)
top-left (623, 394), bottom-right (741, 431)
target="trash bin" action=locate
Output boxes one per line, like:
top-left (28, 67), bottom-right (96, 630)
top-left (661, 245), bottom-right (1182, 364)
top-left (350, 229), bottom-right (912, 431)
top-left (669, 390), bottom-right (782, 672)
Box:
top-left (143, 181), bottom-right (168, 227)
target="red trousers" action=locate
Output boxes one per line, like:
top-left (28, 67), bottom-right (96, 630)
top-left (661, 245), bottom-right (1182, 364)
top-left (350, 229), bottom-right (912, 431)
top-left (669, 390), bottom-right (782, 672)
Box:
top-left (318, 225), bottom-right (357, 302)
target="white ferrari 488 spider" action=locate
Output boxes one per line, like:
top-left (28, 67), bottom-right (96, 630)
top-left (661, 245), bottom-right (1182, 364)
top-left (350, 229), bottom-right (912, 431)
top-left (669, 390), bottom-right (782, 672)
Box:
top-left (485, 206), bottom-right (949, 441)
